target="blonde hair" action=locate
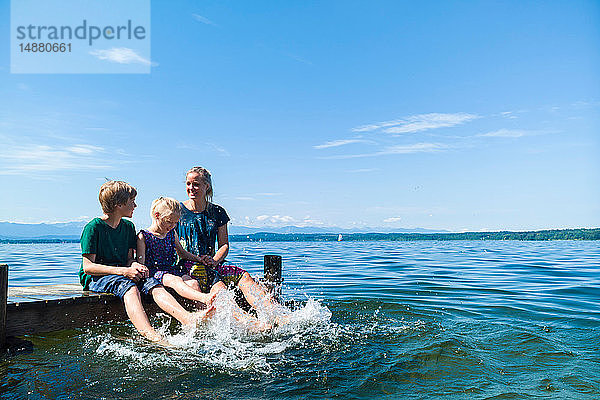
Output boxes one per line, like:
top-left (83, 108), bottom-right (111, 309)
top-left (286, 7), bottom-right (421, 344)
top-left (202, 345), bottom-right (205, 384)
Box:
top-left (99, 181), bottom-right (137, 214)
top-left (150, 197), bottom-right (181, 220)
top-left (186, 166), bottom-right (213, 203)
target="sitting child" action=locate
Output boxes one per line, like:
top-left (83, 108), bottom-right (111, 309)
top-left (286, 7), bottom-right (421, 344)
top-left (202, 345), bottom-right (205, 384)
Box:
top-left (80, 181), bottom-right (214, 344)
top-left (138, 196), bottom-right (272, 331)
top-left (136, 197), bottom-right (221, 305)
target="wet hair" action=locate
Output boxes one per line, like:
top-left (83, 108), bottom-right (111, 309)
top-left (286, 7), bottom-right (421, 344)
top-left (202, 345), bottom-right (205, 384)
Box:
top-left (186, 166), bottom-right (213, 203)
top-left (150, 197), bottom-right (181, 220)
top-left (98, 181), bottom-right (137, 214)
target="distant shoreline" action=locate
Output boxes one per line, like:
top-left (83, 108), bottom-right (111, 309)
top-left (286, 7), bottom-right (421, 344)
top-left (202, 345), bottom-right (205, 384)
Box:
top-left (1, 228), bottom-right (598, 244)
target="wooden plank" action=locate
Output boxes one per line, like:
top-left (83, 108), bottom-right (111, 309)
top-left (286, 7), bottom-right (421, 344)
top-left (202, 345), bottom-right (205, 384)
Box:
top-left (6, 292), bottom-right (165, 336)
top-left (6, 297), bottom-right (126, 336)
top-left (264, 255), bottom-right (283, 298)
top-left (0, 264), bottom-right (7, 349)
top-left (8, 284), bottom-right (91, 303)
top-left (6, 284), bottom-right (181, 336)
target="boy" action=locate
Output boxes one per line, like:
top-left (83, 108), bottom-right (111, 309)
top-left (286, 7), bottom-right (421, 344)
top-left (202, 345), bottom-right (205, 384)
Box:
top-left (80, 180), bottom-right (214, 343)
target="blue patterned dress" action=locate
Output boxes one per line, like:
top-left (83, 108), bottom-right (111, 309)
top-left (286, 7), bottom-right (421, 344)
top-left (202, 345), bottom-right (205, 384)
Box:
top-left (140, 229), bottom-right (184, 283)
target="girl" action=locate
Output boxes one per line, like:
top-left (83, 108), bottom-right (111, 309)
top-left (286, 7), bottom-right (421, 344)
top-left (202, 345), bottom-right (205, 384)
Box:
top-left (138, 196), bottom-right (271, 331)
top-left (177, 166), bottom-right (286, 318)
top-left (136, 197), bottom-right (220, 306)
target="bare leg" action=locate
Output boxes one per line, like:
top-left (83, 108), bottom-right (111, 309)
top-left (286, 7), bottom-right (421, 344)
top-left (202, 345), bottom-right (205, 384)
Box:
top-left (237, 272), bottom-right (277, 310)
top-left (122, 286), bottom-right (163, 342)
top-left (182, 275), bottom-right (199, 288)
top-left (181, 276), bottom-right (208, 308)
top-left (162, 274), bottom-right (215, 304)
top-left (236, 272), bottom-right (290, 326)
top-left (210, 280), bottom-right (271, 331)
top-left (150, 286), bottom-right (215, 327)
top-left (209, 280), bottom-right (227, 296)
top-left (182, 275), bottom-right (223, 299)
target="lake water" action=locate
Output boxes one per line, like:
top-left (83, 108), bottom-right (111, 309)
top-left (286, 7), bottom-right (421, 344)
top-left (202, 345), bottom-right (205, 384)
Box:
top-left (1, 240), bottom-right (599, 399)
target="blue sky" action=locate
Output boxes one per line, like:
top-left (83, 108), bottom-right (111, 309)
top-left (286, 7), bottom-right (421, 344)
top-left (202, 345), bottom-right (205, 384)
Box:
top-left (1, 0), bottom-right (599, 232)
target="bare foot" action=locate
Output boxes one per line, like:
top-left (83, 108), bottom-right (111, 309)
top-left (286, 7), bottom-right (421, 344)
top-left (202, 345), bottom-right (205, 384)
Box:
top-left (153, 338), bottom-right (174, 347)
top-left (203, 291), bottom-right (218, 305)
top-left (247, 319), bottom-right (272, 333)
top-left (143, 331), bottom-right (171, 346)
top-left (274, 313), bottom-right (291, 327)
top-left (194, 305), bottom-right (216, 326)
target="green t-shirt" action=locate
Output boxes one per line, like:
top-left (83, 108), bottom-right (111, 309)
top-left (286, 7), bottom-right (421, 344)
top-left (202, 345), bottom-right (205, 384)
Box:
top-left (79, 217), bottom-right (137, 290)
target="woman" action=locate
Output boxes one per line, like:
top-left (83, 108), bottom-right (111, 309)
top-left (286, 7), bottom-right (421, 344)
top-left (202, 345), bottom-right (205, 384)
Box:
top-left (177, 166), bottom-right (278, 312)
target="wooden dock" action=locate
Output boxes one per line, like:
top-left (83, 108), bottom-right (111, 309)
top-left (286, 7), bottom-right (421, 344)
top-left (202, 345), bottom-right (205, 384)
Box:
top-left (0, 255), bottom-right (283, 350)
top-left (6, 284), bottom-right (138, 337)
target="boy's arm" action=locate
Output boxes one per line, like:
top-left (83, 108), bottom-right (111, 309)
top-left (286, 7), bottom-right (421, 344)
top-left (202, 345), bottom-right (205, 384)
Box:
top-left (82, 253), bottom-right (148, 282)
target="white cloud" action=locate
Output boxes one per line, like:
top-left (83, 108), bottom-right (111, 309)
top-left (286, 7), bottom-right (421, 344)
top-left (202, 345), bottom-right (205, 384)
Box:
top-left (67, 144), bottom-right (104, 155)
top-left (0, 143), bottom-right (111, 175)
top-left (254, 215), bottom-right (296, 224)
top-left (235, 196), bottom-right (255, 201)
top-left (1, 216), bottom-right (91, 224)
top-left (90, 48), bottom-right (156, 66)
top-left (352, 113), bottom-right (478, 134)
top-left (235, 214), bottom-right (325, 228)
top-left (206, 143), bottom-right (230, 157)
top-left (384, 142), bottom-right (447, 154)
top-left (314, 139), bottom-right (367, 149)
top-left (351, 119), bottom-right (406, 133)
top-left (348, 168), bottom-right (378, 173)
top-left (383, 217), bottom-right (402, 223)
top-left (256, 192), bottom-right (283, 196)
top-left (192, 13), bottom-right (218, 26)
top-left (322, 142), bottom-right (447, 159)
top-left (571, 100), bottom-right (600, 108)
top-left (498, 111), bottom-right (518, 118)
top-left (270, 215), bottom-right (295, 223)
top-left (478, 129), bottom-right (531, 138)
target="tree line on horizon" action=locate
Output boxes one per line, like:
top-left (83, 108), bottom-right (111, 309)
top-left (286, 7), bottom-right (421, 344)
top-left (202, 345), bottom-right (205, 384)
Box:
top-left (231, 228), bottom-right (600, 242)
top-left (1, 228), bottom-right (598, 244)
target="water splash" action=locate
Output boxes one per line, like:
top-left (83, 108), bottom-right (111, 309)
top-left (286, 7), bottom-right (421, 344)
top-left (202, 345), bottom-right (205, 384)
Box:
top-left (91, 290), bottom-right (334, 374)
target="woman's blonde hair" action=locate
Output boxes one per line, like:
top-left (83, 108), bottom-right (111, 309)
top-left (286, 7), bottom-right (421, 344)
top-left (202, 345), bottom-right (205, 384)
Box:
top-left (99, 181), bottom-right (137, 214)
top-left (150, 197), bottom-right (181, 220)
top-left (186, 166), bottom-right (213, 203)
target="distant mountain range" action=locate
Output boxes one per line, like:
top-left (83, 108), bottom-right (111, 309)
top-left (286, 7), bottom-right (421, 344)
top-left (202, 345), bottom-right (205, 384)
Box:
top-left (1, 222), bottom-right (598, 242)
top-left (228, 225), bottom-right (447, 235)
top-left (0, 221), bottom-right (86, 240)
top-left (0, 221), bottom-right (446, 240)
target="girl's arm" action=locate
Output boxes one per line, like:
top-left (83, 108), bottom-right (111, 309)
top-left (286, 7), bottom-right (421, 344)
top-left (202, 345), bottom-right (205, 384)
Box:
top-left (213, 223), bottom-right (229, 264)
top-left (173, 231), bottom-right (205, 264)
top-left (136, 232), bottom-right (146, 265)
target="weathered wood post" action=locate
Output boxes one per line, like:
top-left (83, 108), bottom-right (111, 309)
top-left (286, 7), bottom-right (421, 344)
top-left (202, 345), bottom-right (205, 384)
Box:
top-left (0, 264), bottom-right (8, 351)
top-left (263, 255), bottom-right (283, 299)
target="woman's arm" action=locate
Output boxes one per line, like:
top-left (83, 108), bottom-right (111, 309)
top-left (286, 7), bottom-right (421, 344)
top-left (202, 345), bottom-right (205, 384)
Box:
top-left (173, 231), bottom-right (204, 264)
top-left (213, 224), bottom-right (229, 264)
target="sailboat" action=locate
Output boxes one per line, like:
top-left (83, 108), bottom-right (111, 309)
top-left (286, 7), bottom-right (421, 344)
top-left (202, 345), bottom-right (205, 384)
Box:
top-left (337, 234), bottom-right (342, 241)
